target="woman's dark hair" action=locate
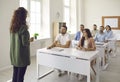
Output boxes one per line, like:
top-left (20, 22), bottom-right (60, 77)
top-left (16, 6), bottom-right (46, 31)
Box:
top-left (10, 7), bottom-right (28, 33)
top-left (81, 28), bottom-right (92, 47)
top-left (106, 25), bottom-right (111, 30)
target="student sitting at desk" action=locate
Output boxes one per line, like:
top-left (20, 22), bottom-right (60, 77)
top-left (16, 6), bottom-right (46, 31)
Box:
top-left (72, 24), bottom-right (84, 47)
top-left (94, 26), bottom-right (107, 42)
top-left (77, 28), bottom-right (96, 51)
top-left (47, 25), bottom-right (71, 76)
top-left (105, 25), bottom-right (115, 54)
top-left (76, 28), bottom-right (96, 80)
top-left (91, 24), bottom-right (98, 38)
top-left (105, 25), bottom-right (113, 40)
top-left (95, 26), bottom-right (109, 67)
top-left (75, 24), bottom-right (84, 41)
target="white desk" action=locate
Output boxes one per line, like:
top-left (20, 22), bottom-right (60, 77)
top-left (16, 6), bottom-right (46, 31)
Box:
top-left (37, 47), bottom-right (99, 82)
top-left (96, 42), bottom-right (109, 70)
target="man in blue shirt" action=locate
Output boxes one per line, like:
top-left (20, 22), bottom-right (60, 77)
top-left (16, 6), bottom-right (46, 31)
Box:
top-left (72, 24), bottom-right (84, 47)
top-left (74, 24), bottom-right (84, 41)
top-left (94, 26), bottom-right (106, 42)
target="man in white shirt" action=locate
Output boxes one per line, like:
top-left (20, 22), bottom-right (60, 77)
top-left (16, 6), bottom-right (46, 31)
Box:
top-left (47, 26), bottom-right (71, 49)
top-left (47, 25), bottom-right (71, 76)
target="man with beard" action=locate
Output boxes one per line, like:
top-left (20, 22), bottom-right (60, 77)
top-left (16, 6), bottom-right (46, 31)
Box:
top-left (94, 26), bottom-right (106, 42)
top-left (47, 25), bottom-right (71, 49)
top-left (47, 25), bottom-right (71, 76)
top-left (91, 24), bottom-right (98, 37)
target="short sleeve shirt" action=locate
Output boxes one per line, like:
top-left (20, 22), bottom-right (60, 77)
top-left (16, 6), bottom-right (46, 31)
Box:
top-left (55, 33), bottom-right (71, 45)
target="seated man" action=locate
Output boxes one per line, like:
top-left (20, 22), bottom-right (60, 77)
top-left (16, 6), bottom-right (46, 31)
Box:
top-left (47, 25), bottom-right (71, 76)
top-left (91, 24), bottom-right (98, 38)
top-left (47, 25), bottom-right (71, 49)
top-left (72, 24), bottom-right (84, 47)
top-left (94, 26), bottom-right (108, 66)
top-left (94, 26), bottom-right (106, 42)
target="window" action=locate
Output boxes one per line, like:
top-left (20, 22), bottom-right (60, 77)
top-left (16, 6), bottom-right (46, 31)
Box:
top-left (63, 0), bottom-right (77, 34)
top-left (30, 0), bottom-right (41, 39)
top-left (20, 0), bottom-right (27, 9)
top-left (20, 0), bottom-right (50, 39)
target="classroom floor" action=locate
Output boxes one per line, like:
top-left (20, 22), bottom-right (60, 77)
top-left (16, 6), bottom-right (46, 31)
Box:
top-left (0, 47), bottom-right (120, 82)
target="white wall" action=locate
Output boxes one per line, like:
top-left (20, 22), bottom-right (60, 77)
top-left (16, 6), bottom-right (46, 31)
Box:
top-left (0, 0), bottom-right (19, 70)
top-left (50, 0), bottom-right (63, 39)
top-left (84, 0), bottom-right (120, 29)
top-left (77, 0), bottom-right (85, 28)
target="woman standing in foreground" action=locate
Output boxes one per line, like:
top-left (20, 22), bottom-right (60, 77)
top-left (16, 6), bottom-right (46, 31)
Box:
top-left (10, 7), bottom-right (30, 82)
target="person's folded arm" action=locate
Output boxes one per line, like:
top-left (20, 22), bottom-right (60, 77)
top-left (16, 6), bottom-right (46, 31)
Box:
top-left (58, 40), bottom-right (71, 48)
top-left (47, 41), bottom-right (57, 49)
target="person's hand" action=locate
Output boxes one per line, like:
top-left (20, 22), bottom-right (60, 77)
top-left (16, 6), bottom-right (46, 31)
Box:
top-left (56, 43), bottom-right (61, 47)
top-left (82, 48), bottom-right (87, 51)
top-left (30, 37), bottom-right (34, 42)
top-left (76, 46), bottom-right (81, 50)
top-left (47, 46), bottom-right (52, 49)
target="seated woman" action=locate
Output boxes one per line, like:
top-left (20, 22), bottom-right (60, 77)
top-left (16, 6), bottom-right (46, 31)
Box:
top-left (76, 28), bottom-right (96, 80)
top-left (105, 25), bottom-right (115, 55)
top-left (105, 25), bottom-right (113, 40)
top-left (77, 28), bottom-right (96, 51)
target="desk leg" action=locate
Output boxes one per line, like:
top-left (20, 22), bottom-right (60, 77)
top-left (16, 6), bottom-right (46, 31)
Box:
top-left (37, 64), bottom-right (54, 80)
top-left (96, 56), bottom-right (100, 82)
top-left (101, 48), bottom-right (105, 70)
top-left (102, 48), bottom-right (109, 70)
top-left (87, 74), bottom-right (90, 82)
top-left (37, 63), bottom-right (39, 79)
top-left (87, 62), bottom-right (90, 82)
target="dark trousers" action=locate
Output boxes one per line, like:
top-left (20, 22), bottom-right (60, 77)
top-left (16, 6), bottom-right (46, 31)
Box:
top-left (12, 66), bottom-right (27, 82)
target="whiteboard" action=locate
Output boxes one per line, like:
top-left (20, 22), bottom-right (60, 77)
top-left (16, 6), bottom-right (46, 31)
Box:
top-left (104, 18), bottom-right (118, 28)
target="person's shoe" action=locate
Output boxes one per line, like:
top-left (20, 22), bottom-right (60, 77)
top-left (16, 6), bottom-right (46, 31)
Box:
top-left (63, 71), bottom-right (67, 75)
top-left (58, 71), bottom-right (67, 77)
top-left (58, 72), bottom-right (62, 77)
top-left (77, 75), bottom-right (84, 81)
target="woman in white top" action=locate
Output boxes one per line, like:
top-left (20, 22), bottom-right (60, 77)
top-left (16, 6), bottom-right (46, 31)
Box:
top-left (76, 28), bottom-right (96, 80)
top-left (77, 28), bottom-right (96, 51)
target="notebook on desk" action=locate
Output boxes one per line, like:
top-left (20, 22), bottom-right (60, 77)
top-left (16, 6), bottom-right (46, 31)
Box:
top-left (95, 42), bottom-right (104, 45)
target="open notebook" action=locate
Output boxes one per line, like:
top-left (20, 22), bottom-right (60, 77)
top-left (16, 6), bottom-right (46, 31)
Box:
top-left (50, 47), bottom-right (64, 52)
top-left (95, 42), bottom-right (104, 45)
